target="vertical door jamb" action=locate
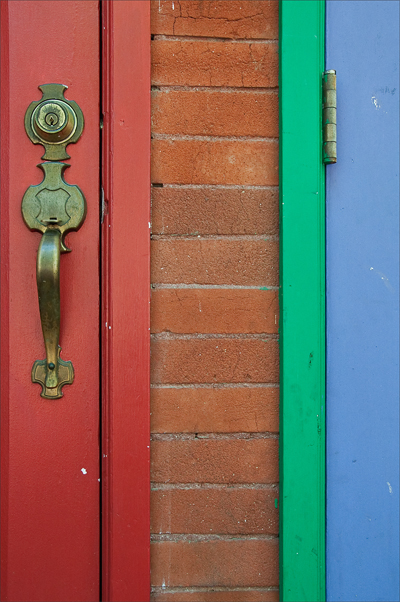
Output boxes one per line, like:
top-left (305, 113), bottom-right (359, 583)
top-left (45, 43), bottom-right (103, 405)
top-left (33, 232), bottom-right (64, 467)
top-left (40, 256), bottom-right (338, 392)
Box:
top-left (279, 2), bottom-right (326, 600)
top-left (101, 2), bottom-right (151, 600)
top-left (0, 2), bottom-right (10, 594)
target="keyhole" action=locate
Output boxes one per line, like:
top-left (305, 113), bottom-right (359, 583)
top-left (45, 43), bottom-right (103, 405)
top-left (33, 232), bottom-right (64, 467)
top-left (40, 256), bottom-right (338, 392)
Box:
top-left (45, 112), bottom-right (58, 127)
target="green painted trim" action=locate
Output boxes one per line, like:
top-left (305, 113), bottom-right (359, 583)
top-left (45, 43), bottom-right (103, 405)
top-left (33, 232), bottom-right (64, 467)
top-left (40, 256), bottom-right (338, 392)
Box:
top-left (279, 2), bottom-right (326, 601)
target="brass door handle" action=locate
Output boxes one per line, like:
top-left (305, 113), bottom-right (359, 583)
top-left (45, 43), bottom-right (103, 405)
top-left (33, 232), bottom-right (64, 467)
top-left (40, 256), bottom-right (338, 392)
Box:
top-left (34, 229), bottom-right (74, 397)
top-left (22, 85), bottom-right (85, 399)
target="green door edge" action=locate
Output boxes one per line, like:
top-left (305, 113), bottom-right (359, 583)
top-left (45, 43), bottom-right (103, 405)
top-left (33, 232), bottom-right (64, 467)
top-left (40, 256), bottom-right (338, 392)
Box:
top-left (279, 2), bottom-right (326, 601)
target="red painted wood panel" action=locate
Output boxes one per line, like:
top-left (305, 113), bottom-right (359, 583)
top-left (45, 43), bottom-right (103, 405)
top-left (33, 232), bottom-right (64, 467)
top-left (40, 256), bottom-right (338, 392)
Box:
top-left (101, 2), bottom-right (151, 600)
top-left (1, 2), bottom-right (100, 600)
top-left (1, 2), bottom-right (11, 598)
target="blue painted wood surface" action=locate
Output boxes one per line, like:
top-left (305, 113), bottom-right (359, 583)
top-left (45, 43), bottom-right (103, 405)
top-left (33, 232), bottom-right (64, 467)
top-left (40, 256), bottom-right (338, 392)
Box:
top-left (326, 2), bottom-right (399, 600)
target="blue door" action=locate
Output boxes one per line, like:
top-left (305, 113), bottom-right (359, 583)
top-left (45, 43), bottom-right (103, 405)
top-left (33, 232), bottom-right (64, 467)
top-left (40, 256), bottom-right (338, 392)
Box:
top-left (326, 2), bottom-right (399, 600)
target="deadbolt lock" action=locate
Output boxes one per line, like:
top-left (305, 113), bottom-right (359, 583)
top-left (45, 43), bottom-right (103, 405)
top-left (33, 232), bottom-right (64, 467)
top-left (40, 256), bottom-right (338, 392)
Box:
top-left (25, 83), bottom-right (84, 160)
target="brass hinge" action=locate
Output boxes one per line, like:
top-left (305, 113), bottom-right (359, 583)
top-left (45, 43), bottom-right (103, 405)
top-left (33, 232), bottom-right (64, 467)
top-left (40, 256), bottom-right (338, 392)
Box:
top-left (323, 70), bottom-right (337, 164)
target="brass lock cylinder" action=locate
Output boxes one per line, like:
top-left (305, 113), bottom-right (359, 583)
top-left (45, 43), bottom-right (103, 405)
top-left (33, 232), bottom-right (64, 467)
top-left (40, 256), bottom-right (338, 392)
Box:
top-left (32, 100), bottom-right (77, 144)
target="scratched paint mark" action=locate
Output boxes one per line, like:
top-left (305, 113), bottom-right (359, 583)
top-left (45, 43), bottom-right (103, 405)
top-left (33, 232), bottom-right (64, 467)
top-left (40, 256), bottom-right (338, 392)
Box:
top-left (81, 468), bottom-right (87, 475)
top-left (370, 267), bottom-right (394, 292)
top-left (275, 498), bottom-right (278, 509)
top-left (377, 86), bottom-right (396, 95)
top-left (387, 482), bottom-right (393, 494)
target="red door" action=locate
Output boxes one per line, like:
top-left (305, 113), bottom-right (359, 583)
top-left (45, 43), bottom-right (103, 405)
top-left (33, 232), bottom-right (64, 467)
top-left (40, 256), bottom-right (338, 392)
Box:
top-left (1, 2), bottom-right (100, 600)
top-left (1, 2), bottom-right (150, 601)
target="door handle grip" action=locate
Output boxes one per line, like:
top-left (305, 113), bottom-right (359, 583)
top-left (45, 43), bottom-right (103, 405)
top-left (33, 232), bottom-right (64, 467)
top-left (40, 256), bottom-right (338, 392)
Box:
top-left (37, 229), bottom-right (61, 388)
top-left (34, 228), bottom-right (74, 397)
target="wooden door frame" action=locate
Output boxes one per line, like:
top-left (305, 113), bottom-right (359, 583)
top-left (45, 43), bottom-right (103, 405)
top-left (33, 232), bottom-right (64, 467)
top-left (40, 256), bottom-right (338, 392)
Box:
top-left (101, 2), bottom-right (151, 601)
top-left (279, 1), bottom-right (326, 600)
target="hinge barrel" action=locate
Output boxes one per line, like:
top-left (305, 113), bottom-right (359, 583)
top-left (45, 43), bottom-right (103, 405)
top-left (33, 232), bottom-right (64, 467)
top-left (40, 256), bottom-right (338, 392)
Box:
top-left (323, 70), bottom-right (337, 164)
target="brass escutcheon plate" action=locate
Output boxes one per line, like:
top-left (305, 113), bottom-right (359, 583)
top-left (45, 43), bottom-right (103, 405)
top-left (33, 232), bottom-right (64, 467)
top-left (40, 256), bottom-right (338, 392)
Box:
top-left (21, 162), bottom-right (86, 252)
top-left (32, 347), bottom-right (74, 399)
top-left (25, 83), bottom-right (84, 160)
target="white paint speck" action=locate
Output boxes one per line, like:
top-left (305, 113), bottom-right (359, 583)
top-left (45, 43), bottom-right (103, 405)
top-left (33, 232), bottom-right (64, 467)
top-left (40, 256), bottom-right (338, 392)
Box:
top-left (387, 482), bottom-right (393, 494)
top-left (148, 222), bottom-right (151, 228)
top-left (172, 1), bottom-right (174, 9)
top-left (371, 95), bottom-right (381, 110)
top-left (81, 468), bottom-right (87, 475)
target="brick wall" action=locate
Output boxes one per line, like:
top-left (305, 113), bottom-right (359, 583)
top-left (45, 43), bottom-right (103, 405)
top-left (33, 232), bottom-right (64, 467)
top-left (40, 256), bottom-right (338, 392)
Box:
top-left (150, 2), bottom-right (279, 600)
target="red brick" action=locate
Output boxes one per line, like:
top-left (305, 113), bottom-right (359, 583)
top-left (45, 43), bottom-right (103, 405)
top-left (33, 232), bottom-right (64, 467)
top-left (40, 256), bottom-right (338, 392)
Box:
top-left (151, 438), bottom-right (279, 483)
top-left (151, 588), bottom-right (279, 601)
top-left (151, 139), bottom-right (279, 186)
top-left (151, 338), bottom-right (279, 384)
top-left (151, 240), bottom-right (279, 286)
top-left (151, 387), bottom-right (279, 433)
top-left (151, 487), bottom-right (279, 534)
top-left (152, 40), bottom-right (278, 88)
top-left (151, 289), bottom-right (279, 334)
top-left (151, 0), bottom-right (279, 40)
top-left (152, 90), bottom-right (279, 137)
top-left (151, 539), bottom-right (279, 587)
top-left (151, 187), bottom-right (279, 236)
